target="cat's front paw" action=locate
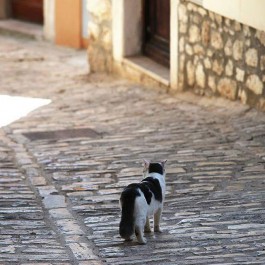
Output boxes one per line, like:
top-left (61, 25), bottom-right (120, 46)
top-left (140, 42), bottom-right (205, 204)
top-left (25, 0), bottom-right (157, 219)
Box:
top-left (154, 226), bottom-right (162, 233)
top-left (138, 238), bottom-right (147, 245)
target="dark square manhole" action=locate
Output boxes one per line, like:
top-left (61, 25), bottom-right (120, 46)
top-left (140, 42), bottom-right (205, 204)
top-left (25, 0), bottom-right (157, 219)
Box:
top-left (23, 128), bottom-right (102, 141)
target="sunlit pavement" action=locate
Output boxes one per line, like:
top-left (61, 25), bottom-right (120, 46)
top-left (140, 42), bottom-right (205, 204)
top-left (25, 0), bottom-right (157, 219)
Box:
top-left (0, 35), bottom-right (265, 264)
top-left (0, 95), bottom-right (51, 127)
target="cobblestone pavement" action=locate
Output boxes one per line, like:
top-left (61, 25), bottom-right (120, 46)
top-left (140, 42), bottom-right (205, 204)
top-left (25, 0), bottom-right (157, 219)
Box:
top-left (0, 35), bottom-right (265, 264)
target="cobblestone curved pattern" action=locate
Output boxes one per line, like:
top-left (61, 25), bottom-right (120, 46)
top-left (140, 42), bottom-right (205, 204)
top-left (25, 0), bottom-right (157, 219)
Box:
top-left (0, 35), bottom-right (265, 264)
top-left (0, 132), bottom-right (73, 264)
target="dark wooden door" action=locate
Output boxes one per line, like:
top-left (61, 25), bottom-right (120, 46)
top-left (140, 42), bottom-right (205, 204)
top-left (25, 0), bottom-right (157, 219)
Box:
top-left (11, 0), bottom-right (44, 24)
top-left (143, 0), bottom-right (170, 67)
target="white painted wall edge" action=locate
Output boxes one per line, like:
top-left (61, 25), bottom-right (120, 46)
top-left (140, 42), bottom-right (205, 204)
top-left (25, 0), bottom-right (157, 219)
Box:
top-left (170, 0), bottom-right (180, 91)
top-left (43, 0), bottom-right (55, 41)
top-left (112, 0), bottom-right (124, 61)
top-left (203, 0), bottom-right (265, 32)
top-left (82, 0), bottom-right (89, 38)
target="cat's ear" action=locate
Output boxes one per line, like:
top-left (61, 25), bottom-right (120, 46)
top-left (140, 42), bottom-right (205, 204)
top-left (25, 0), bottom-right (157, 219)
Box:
top-left (161, 160), bottom-right (167, 167)
top-left (143, 159), bottom-right (150, 169)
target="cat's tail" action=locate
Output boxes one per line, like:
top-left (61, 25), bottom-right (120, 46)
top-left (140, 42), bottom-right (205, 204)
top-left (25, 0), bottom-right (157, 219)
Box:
top-left (119, 187), bottom-right (139, 239)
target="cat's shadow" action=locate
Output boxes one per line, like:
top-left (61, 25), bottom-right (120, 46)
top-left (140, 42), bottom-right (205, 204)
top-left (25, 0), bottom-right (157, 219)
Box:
top-left (117, 230), bottom-right (166, 247)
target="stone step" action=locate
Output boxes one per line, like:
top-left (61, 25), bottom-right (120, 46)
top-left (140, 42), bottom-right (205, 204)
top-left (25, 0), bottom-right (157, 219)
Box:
top-left (0, 19), bottom-right (43, 40)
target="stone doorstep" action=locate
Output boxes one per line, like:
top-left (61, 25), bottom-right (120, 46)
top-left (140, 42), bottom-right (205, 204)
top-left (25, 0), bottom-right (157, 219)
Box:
top-left (122, 55), bottom-right (170, 88)
top-left (0, 19), bottom-right (43, 40)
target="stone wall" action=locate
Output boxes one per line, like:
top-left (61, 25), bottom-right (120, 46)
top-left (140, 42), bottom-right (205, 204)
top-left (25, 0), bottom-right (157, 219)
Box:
top-left (179, 1), bottom-right (265, 111)
top-left (87, 0), bottom-right (112, 72)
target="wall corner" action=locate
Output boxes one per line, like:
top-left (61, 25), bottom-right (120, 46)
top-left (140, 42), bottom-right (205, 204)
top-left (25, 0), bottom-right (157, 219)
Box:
top-left (87, 0), bottom-right (113, 73)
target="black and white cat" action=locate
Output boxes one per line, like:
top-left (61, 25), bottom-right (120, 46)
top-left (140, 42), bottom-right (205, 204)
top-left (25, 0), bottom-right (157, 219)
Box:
top-left (119, 160), bottom-right (167, 244)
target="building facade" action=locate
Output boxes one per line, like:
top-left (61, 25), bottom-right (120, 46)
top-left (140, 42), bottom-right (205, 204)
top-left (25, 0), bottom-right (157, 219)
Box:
top-left (0, 0), bottom-right (89, 49)
top-left (88, 0), bottom-right (265, 111)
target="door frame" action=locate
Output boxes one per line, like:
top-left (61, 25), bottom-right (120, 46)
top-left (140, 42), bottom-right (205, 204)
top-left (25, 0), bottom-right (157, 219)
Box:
top-left (0, 0), bottom-right (10, 19)
top-left (112, 0), bottom-right (180, 91)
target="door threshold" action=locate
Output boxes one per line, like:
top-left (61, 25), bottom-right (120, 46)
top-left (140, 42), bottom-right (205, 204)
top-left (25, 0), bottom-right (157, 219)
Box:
top-left (0, 19), bottom-right (43, 40)
top-left (123, 56), bottom-right (170, 87)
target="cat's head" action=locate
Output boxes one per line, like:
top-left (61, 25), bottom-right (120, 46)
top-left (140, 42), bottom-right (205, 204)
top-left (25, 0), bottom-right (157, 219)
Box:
top-left (143, 159), bottom-right (167, 177)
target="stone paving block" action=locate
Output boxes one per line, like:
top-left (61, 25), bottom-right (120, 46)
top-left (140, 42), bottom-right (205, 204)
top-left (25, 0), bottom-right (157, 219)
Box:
top-left (42, 195), bottom-right (66, 209)
top-left (31, 176), bottom-right (47, 186)
top-left (49, 208), bottom-right (73, 219)
top-left (68, 243), bottom-right (97, 260)
top-left (55, 218), bottom-right (84, 235)
top-left (38, 186), bottom-right (58, 197)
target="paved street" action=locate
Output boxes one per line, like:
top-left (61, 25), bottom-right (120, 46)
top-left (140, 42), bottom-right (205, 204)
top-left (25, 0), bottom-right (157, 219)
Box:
top-left (0, 35), bottom-right (265, 265)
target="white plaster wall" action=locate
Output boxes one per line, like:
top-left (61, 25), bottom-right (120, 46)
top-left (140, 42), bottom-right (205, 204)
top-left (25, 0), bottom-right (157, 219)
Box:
top-left (123, 0), bottom-right (142, 56)
top-left (203, 0), bottom-right (265, 31)
top-left (112, 0), bottom-right (142, 61)
top-left (43, 0), bottom-right (55, 41)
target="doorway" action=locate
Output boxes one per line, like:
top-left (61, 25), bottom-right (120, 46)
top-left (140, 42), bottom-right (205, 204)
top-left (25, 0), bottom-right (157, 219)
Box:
top-left (11, 0), bottom-right (44, 24)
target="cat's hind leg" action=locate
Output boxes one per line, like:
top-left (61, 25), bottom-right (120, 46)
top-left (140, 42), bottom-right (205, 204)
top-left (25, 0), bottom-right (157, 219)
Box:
top-left (154, 208), bottom-right (162, 233)
top-left (135, 226), bottom-right (147, 244)
top-left (144, 216), bottom-right (151, 233)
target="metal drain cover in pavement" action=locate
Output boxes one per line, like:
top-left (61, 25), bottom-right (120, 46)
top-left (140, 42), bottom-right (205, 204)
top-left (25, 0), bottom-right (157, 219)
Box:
top-left (23, 128), bottom-right (102, 141)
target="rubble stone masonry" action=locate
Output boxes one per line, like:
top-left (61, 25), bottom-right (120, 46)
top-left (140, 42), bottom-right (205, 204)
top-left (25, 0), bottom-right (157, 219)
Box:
top-left (179, 1), bottom-right (265, 111)
top-left (87, 0), bottom-right (113, 72)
